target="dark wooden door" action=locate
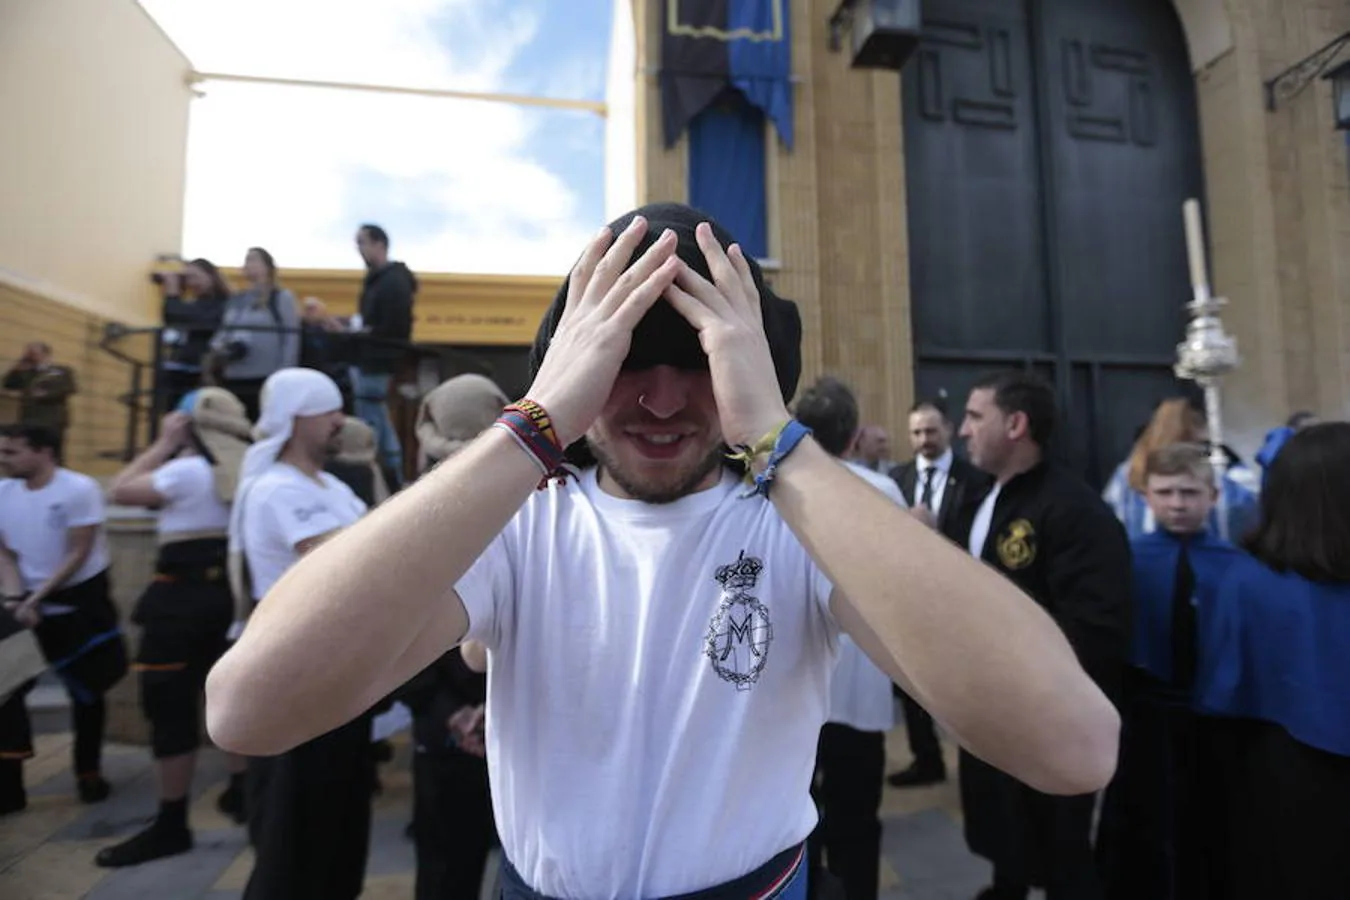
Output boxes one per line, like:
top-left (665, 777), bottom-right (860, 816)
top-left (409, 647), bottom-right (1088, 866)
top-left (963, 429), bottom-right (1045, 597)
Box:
top-left (902, 0), bottom-right (1203, 487)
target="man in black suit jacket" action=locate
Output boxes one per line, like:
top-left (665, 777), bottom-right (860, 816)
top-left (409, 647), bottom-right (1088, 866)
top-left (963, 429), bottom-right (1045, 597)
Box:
top-left (955, 371), bottom-right (1130, 900)
top-left (885, 400), bottom-right (992, 787)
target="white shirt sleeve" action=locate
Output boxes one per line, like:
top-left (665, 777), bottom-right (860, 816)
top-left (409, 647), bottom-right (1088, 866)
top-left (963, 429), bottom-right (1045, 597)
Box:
top-left (454, 530), bottom-right (515, 650)
top-left (65, 478), bottom-right (106, 528)
top-left (151, 458), bottom-right (198, 505)
top-left (879, 478), bottom-right (909, 509)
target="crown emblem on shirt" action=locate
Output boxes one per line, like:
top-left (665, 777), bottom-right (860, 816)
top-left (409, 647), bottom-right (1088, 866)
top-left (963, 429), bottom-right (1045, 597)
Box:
top-left (714, 550), bottom-right (764, 592)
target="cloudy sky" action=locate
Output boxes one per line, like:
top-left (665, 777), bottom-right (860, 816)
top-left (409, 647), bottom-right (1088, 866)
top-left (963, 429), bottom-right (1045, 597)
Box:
top-left (139, 0), bottom-right (615, 275)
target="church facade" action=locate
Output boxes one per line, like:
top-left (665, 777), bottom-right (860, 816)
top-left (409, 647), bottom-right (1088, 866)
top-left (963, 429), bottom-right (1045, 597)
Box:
top-left (621, 0), bottom-right (1350, 483)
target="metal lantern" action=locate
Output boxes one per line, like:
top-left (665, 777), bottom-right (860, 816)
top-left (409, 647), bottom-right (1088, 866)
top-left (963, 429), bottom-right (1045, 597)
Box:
top-left (1176, 200), bottom-right (1240, 539)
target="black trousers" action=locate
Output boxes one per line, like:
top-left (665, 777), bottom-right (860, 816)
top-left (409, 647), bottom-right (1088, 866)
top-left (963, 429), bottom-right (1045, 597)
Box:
top-left (0, 681), bottom-right (104, 774)
top-left (809, 724), bottom-right (886, 900)
top-left (243, 713), bottom-right (375, 900)
top-left (413, 749), bottom-right (497, 900)
top-left (0, 573), bottom-right (123, 776)
top-left (1096, 693), bottom-right (1206, 900)
top-left (896, 686), bottom-right (943, 771)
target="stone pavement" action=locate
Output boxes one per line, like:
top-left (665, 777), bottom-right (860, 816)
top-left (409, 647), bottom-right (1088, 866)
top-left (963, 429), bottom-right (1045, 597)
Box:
top-left (0, 718), bottom-right (1008, 900)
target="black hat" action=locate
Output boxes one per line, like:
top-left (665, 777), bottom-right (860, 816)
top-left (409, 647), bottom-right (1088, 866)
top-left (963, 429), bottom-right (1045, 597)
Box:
top-left (528, 203), bottom-right (802, 467)
top-left (530, 201), bottom-right (802, 399)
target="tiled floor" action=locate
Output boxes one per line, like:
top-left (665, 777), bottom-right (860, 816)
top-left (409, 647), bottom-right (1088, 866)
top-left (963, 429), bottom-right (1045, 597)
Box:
top-left (0, 725), bottom-right (998, 899)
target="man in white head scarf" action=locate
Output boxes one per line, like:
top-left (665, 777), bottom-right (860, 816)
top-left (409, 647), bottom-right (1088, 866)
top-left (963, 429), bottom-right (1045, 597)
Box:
top-left (221, 368), bottom-right (375, 900)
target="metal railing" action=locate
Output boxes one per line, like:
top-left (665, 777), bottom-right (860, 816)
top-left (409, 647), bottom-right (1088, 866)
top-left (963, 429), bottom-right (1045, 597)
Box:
top-left (97, 321), bottom-right (435, 462)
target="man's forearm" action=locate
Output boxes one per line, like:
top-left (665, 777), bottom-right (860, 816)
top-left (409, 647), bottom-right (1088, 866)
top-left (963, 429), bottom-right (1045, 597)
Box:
top-left (206, 425), bottom-right (538, 755)
top-left (0, 549), bottom-right (23, 597)
top-left (31, 547), bottom-right (93, 604)
top-left (109, 439), bottom-right (176, 494)
top-left (768, 438), bottom-right (1119, 795)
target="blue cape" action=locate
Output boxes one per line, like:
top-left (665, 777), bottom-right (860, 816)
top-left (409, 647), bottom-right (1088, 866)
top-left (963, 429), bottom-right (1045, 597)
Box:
top-left (1255, 426), bottom-right (1294, 490)
top-left (1196, 555), bottom-right (1350, 757)
top-left (1129, 529), bottom-right (1245, 685)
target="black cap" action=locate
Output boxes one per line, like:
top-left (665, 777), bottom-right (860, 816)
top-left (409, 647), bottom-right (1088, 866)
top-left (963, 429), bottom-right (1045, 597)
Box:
top-left (528, 203), bottom-right (803, 468)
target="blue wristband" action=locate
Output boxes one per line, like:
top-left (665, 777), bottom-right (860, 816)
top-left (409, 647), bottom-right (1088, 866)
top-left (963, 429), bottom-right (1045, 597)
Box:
top-left (740, 419), bottom-right (813, 499)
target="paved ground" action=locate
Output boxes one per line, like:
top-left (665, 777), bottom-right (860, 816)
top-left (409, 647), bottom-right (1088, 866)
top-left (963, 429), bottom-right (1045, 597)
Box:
top-left (1, 701), bottom-right (1010, 900)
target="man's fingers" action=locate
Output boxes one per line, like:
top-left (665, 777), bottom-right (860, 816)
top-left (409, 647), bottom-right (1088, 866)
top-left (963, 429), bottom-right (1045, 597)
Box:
top-left (588, 216), bottom-right (652, 310)
top-left (600, 230), bottom-right (677, 318)
top-left (695, 222), bottom-right (740, 295)
top-left (562, 225), bottom-right (617, 321)
top-left (610, 257), bottom-right (681, 330)
top-left (662, 280), bottom-right (716, 331)
top-left (672, 263), bottom-right (735, 319)
top-left (728, 244), bottom-right (761, 313)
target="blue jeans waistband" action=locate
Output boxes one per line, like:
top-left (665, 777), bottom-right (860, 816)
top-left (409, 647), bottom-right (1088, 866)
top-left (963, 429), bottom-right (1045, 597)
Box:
top-left (498, 842), bottom-right (806, 900)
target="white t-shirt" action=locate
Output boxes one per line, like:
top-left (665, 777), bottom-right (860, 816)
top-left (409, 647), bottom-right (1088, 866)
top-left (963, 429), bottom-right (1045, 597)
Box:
top-left (457, 467), bottom-right (839, 899)
top-left (0, 470), bottom-right (110, 593)
top-left (235, 463), bottom-right (367, 600)
top-left (152, 456), bottom-right (230, 536)
top-left (828, 462), bottom-right (906, 733)
top-left (968, 483), bottom-right (1004, 559)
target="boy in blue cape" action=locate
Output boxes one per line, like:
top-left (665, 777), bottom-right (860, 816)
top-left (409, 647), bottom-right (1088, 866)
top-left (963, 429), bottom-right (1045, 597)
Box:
top-left (1096, 443), bottom-right (1245, 900)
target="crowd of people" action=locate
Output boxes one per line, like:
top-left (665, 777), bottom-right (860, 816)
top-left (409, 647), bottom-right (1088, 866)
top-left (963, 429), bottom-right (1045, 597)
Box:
top-left (156, 222), bottom-right (415, 483)
top-left (0, 202), bottom-right (1347, 900)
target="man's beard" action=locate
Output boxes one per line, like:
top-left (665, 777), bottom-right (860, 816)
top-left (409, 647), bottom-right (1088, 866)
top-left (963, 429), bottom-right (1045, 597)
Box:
top-left (589, 438), bottom-right (725, 505)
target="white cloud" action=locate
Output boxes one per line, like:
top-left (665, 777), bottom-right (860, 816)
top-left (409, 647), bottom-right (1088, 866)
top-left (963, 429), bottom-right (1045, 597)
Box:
top-left (139, 0), bottom-right (603, 275)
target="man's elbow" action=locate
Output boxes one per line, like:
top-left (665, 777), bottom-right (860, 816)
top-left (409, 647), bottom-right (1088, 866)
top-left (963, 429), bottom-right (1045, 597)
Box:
top-left (204, 655), bottom-right (298, 757)
top-left (1024, 693), bottom-right (1121, 796)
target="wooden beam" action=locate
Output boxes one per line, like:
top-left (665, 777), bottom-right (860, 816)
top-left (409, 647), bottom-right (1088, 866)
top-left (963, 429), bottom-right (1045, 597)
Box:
top-left (187, 71), bottom-right (607, 116)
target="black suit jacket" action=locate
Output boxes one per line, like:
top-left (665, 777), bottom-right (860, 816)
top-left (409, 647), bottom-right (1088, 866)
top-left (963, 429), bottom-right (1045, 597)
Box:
top-left (950, 461), bottom-right (1132, 879)
top-left (889, 455), bottom-right (992, 544)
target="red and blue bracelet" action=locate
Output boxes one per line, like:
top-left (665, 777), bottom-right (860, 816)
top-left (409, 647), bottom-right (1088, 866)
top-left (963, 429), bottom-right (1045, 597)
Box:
top-left (494, 400), bottom-right (570, 488)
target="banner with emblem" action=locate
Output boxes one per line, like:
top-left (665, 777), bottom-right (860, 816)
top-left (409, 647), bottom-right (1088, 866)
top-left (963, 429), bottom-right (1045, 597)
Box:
top-left (660, 0), bottom-right (794, 148)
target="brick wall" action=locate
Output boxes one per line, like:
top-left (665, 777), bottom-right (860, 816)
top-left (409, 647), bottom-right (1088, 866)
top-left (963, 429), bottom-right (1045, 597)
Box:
top-left (637, 0), bottom-right (915, 443)
top-left (0, 273), bottom-right (152, 476)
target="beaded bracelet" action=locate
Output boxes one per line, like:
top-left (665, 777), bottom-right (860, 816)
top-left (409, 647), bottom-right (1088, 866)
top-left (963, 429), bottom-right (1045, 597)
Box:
top-left (729, 418), bottom-right (814, 498)
top-left (505, 399), bottom-right (560, 450)
top-left (494, 400), bottom-right (569, 488)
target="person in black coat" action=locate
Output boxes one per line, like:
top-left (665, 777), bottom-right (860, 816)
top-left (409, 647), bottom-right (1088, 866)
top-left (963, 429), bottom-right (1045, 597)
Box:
top-left (886, 399), bottom-right (992, 787)
top-left (954, 371), bottom-right (1132, 900)
top-left (352, 224), bottom-right (416, 487)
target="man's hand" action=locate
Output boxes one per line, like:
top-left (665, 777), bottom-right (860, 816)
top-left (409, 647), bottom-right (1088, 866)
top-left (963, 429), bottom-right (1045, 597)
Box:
top-left (527, 216), bottom-right (681, 447)
top-left (448, 704), bottom-right (486, 758)
top-left (157, 412), bottom-right (193, 451)
top-left (4, 598), bottom-right (41, 629)
top-left (662, 223), bottom-right (790, 448)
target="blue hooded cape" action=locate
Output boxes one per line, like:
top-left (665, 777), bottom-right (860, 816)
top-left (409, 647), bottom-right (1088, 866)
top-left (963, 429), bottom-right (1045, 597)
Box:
top-left (1196, 554), bottom-right (1350, 757)
top-left (1129, 529), bottom-right (1245, 686)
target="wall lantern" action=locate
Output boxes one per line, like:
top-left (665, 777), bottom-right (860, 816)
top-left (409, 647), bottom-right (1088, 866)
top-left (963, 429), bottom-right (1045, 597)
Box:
top-left (1265, 30), bottom-right (1350, 130)
top-left (827, 0), bottom-right (922, 71)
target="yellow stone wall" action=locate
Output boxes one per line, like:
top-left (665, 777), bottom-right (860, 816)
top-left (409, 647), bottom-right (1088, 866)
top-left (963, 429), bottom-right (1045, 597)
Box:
top-left (0, 0), bottom-right (193, 323)
top-left (0, 272), bottom-right (152, 476)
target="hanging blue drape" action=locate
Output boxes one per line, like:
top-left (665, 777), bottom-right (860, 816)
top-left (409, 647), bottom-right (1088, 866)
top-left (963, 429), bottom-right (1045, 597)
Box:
top-left (661, 0), bottom-right (793, 148)
top-left (688, 94), bottom-right (769, 260)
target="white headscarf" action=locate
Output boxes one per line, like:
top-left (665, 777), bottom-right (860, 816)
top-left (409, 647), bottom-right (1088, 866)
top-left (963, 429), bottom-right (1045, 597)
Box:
top-left (227, 368), bottom-right (344, 614)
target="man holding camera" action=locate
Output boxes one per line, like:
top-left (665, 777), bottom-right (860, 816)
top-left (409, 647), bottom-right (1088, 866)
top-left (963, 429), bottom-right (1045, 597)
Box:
top-left (4, 343), bottom-right (77, 463)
